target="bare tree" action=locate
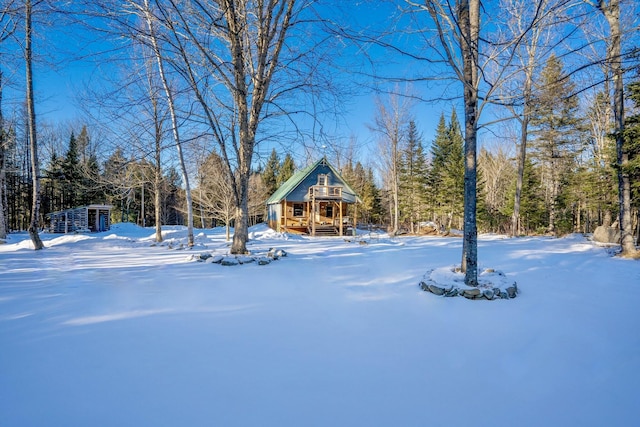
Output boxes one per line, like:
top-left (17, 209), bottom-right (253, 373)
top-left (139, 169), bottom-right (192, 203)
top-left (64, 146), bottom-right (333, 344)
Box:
top-left (149, 0), bottom-right (316, 254)
top-left (479, 144), bottom-right (516, 232)
top-left (25, 0), bottom-right (43, 249)
top-left (406, 0), bottom-right (574, 284)
top-left (194, 151), bottom-right (236, 240)
top-left (413, 0), bottom-right (481, 285)
top-left (134, 48), bottom-right (168, 242)
top-left (140, 0), bottom-right (194, 246)
top-left (371, 93), bottom-right (412, 235)
top-left (588, 0), bottom-right (638, 256)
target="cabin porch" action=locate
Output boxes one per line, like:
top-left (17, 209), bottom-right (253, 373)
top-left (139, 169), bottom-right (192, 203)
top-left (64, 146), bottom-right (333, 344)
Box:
top-left (276, 197), bottom-right (356, 237)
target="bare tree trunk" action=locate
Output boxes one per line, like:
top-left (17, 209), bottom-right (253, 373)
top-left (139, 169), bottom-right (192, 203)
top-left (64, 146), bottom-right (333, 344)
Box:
top-left (25, 0), bottom-right (43, 250)
top-left (153, 98), bottom-right (163, 243)
top-left (225, 0), bottom-right (295, 254)
top-left (595, 0), bottom-right (637, 256)
top-left (507, 0), bottom-right (553, 237)
top-left (459, 0), bottom-right (480, 286)
top-left (0, 68), bottom-right (7, 240)
top-left (143, 0), bottom-right (193, 246)
top-left (231, 170), bottom-right (250, 253)
top-left (512, 99), bottom-right (530, 237)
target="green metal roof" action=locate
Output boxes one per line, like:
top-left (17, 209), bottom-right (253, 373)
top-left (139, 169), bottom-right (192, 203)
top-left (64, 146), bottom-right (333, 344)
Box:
top-left (266, 157), bottom-right (360, 204)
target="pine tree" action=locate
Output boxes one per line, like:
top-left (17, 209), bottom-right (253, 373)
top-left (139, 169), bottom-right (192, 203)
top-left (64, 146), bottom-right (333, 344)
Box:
top-left (278, 153), bottom-right (296, 186)
top-left (429, 113), bottom-right (449, 225)
top-left (77, 125), bottom-right (90, 164)
top-left (103, 148), bottom-right (129, 222)
top-left (364, 166), bottom-right (384, 226)
top-left (62, 132), bottom-right (82, 209)
top-left (445, 110), bottom-right (465, 229)
top-left (398, 121), bottom-right (428, 233)
top-left (624, 80), bottom-right (640, 214)
top-left (505, 157), bottom-right (547, 234)
top-left (429, 111), bottom-right (464, 230)
top-left (262, 148), bottom-right (280, 196)
top-left (529, 54), bottom-right (582, 234)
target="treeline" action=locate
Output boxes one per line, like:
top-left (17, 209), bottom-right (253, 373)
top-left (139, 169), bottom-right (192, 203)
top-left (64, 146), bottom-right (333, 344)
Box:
top-left (361, 54), bottom-right (640, 237)
top-left (1, 124), bottom-right (184, 230)
top-left (1, 92), bottom-right (638, 239)
top-left (2, 59), bottom-right (639, 240)
top-left (0, 0), bottom-right (639, 252)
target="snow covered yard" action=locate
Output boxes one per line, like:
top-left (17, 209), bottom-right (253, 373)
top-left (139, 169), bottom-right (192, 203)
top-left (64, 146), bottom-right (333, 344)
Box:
top-left (1, 224), bottom-right (638, 427)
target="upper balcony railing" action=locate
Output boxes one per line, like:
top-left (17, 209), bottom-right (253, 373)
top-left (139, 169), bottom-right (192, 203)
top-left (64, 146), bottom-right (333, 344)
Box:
top-left (309, 185), bottom-right (342, 199)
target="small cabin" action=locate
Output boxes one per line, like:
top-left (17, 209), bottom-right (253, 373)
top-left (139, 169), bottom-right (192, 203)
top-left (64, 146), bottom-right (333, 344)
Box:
top-left (266, 158), bottom-right (360, 236)
top-left (47, 204), bottom-right (113, 233)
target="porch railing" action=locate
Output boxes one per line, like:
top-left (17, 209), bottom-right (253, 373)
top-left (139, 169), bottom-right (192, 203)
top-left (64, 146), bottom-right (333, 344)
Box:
top-left (308, 185), bottom-right (342, 199)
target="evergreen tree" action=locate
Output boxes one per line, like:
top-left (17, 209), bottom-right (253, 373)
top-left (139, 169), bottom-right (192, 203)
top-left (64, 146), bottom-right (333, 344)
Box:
top-left (398, 121), bottom-right (428, 233)
top-left (364, 166), bottom-right (384, 225)
top-left (529, 54), bottom-right (583, 234)
top-left (429, 113), bottom-right (449, 225)
top-left (445, 110), bottom-right (465, 229)
top-left (278, 153), bottom-right (296, 186)
top-left (429, 111), bottom-right (464, 229)
top-left (77, 125), bottom-right (90, 164)
top-left (62, 131), bottom-right (82, 209)
top-left (624, 79), bottom-right (640, 213)
top-left (103, 148), bottom-right (129, 222)
top-left (505, 157), bottom-right (547, 234)
top-left (262, 148), bottom-right (280, 196)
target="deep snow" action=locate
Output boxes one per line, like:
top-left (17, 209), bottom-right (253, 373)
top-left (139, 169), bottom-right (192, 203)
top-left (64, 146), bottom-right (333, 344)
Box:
top-left (1, 224), bottom-right (638, 426)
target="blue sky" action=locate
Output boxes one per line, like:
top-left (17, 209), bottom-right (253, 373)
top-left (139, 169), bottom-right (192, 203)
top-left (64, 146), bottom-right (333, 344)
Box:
top-left (5, 0), bottom-right (633, 171)
top-left (0, 1), bottom-right (451, 168)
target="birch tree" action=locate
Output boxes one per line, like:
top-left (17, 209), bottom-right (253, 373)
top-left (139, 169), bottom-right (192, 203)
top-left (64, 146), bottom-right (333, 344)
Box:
top-left (371, 93), bottom-right (411, 235)
top-left (25, 0), bottom-right (43, 249)
top-left (140, 0), bottom-right (194, 246)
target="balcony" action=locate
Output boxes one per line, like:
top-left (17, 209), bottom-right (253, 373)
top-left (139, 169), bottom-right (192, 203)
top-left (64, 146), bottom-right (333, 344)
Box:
top-left (308, 185), bottom-right (342, 199)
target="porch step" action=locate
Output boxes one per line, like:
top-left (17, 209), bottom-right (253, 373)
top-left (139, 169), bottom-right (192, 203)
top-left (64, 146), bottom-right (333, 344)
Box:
top-left (311, 226), bottom-right (339, 236)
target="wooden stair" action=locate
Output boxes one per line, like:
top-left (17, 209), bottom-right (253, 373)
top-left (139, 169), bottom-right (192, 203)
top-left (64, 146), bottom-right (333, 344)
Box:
top-left (310, 225), bottom-right (339, 236)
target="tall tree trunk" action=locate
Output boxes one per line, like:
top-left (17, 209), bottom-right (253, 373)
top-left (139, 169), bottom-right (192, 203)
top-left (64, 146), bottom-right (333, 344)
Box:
top-left (0, 68), bottom-right (7, 240)
top-left (459, 0), bottom-right (480, 286)
top-left (231, 156), bottom-right (250, 254)
top-left (512, 95), bottom-right (531, 237)
top-left (154, 99), bottom-right (163, 243)
top-left (143, 0), bottom-right (193, 246)
top-left (601, 0), bottom-right (636, 256)
top-left (392, 142), bottom-right (399, 235)
top-left (25, 0), bottom-right (43, 250)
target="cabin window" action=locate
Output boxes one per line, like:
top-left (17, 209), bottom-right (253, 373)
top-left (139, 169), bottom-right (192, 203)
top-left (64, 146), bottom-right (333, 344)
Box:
top-left (293, 203), bottom-right (304, 217)
top-left (317, 174), bottom-right (327, 186)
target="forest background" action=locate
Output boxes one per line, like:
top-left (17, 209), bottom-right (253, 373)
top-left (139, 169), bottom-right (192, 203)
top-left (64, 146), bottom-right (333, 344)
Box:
top-left (1, 0), bottom-right (639, 250)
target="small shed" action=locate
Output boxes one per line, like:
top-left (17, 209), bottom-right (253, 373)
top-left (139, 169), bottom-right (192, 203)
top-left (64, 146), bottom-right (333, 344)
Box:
top-left (266, 158), bottom-right (360, 236)
top-left (47, 204), bottom-right (113, 233)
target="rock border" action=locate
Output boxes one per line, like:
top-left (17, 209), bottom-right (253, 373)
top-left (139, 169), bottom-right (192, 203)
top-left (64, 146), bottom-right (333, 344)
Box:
top-left (189, 247), bottom-right (287, 266)
top-left (419, 267), bottom-right (518, 300)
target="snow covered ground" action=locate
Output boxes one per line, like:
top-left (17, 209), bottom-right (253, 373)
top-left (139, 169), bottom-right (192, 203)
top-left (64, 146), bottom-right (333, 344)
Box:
top-left (1, 224), bottom-right (638, 427)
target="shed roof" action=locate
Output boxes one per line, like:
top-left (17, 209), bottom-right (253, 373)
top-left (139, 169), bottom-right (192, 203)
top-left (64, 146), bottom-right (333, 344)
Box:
top-left (266, 157), bottom-right (359, 204)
